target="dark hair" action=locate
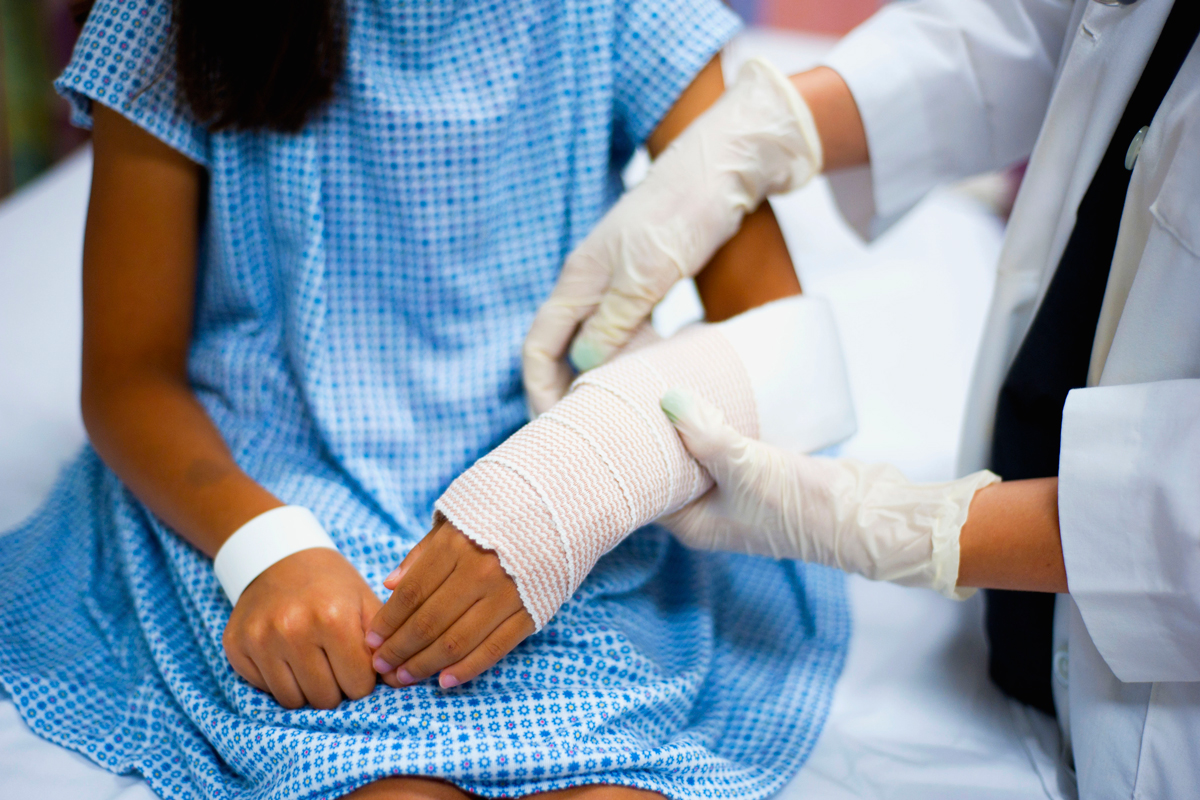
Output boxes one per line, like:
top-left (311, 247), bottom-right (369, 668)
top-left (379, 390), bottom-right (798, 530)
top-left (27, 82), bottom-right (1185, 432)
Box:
top-left (175, 0), bottom-right (347, 132)
top-left (72, 0), bottom-right (347, 133)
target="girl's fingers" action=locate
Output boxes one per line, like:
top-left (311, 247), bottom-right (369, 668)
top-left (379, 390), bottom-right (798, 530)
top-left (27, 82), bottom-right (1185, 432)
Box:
top-left (396, 595), bottom-right (522, 684)
top-left (227, 647), bottom-right (270, 693)
top-left (366, 542), bottom-right (457, 647)
top-left (324, 606), bottom-right (380, 701)
top-left (286, 645), bottom-right (343, 710)
top-left (255, 655), bottom-right (306, 710)
top-left (437, 611), bottom-right (537, 689)
top-left (383, 538), bottom-right (424, 591)
top-left (371, 575), bottom-right (481, 676)
top-left (380, 518), bottom-right (451, 590)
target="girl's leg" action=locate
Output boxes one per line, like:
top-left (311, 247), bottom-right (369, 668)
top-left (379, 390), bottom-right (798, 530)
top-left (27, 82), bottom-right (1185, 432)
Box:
top-left (346, 778), bottom-right (663, 799)
top-left (536, 787), bottom-right (664, 798)
top-left (345, 778), bottom-right (472, 799)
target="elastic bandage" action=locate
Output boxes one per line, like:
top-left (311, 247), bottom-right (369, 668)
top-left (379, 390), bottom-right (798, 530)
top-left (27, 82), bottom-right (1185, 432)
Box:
top-left (437, 326), bottom-right (757, 629)
top-left (437, 296), bottom-right (856, 629)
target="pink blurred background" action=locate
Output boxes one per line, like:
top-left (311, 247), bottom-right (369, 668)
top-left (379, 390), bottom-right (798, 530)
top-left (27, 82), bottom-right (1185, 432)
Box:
top-left (734, 0), bottom-right (884, 36)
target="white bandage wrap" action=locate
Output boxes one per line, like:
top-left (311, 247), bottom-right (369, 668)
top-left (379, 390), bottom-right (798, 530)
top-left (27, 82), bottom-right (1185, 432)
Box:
top-left (213, 506), bottom-right (338, 605)
top-left (438, 297), bottom-right (855, 629)
top-left (719, 296), bottom-right (855, 453)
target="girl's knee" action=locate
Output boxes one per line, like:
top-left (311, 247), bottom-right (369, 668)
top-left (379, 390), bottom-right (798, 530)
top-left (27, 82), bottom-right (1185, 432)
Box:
top-left (344, 777), bottom-right (472, 800)
top-left (343, 779), bottom-right (665, 799)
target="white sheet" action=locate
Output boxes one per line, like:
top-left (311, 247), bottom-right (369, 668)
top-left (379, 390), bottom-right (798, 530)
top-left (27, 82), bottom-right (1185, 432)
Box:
top-left (0, 30), bottom-right (1066, 797)
top-left (0, 148), bottom-right (89, 533)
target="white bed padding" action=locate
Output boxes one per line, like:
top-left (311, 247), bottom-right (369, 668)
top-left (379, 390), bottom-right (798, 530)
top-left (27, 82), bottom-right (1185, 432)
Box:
top-left (0, 29), bottom-right (1067, 799)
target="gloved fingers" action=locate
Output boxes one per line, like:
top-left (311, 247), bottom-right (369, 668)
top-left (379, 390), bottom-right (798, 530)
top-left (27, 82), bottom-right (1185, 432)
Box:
top-left (568, 260), bottom-right (677, 371)
top-left (660, 387), bottom-right (750, 476)
top-left (662, 493), bottom-right (779, 558)
top-left (660, 493), bottom-right (727, 552)
top-left (522, 356), bottom-right (575, 418)
top-left (523, 299), bottom-right (598, 414)
top-left (522, 250), bottom-right (614, 413)
top-left (522, 309), bottom-right (583, 416)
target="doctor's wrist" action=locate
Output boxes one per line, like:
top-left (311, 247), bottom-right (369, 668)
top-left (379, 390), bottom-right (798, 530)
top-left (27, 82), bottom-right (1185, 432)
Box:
top-left (790, 66), bottom-right (869, 172)
top-left (957, 477), bottom-right (1067, 594)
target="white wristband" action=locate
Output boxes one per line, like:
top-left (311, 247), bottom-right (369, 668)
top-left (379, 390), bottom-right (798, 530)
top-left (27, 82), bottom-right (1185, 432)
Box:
top-left (213, 505), bottom-right (338, 605)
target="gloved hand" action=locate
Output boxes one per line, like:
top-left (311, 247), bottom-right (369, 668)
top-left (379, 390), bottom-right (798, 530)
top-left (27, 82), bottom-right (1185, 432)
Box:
top-left (522, 58), bottom-right (824, 415)
top-left (659, 388), bottom-right (1000, 599)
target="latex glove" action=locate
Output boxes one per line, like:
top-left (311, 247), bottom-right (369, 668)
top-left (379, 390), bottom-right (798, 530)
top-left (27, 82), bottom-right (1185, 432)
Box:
top-left (660, 388), bottom-right (1000, 599)
top-left (522, 58), bottom-right (823, 415)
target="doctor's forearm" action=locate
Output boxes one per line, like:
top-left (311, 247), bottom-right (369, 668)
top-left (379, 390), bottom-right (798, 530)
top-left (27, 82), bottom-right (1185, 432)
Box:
top-left (957, 478), bottom-right (1067, 593)
top-left (791, 67), bottom-right (869, 172)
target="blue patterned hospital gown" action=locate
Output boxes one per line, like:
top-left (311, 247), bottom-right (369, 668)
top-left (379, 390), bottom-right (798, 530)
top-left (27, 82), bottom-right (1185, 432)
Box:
top-left (0, 1), bottom-right (849, 798)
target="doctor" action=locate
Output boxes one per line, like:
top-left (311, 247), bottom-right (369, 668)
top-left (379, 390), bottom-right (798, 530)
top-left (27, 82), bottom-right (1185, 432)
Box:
top-left (523, 0), bottom-right (1200, 796)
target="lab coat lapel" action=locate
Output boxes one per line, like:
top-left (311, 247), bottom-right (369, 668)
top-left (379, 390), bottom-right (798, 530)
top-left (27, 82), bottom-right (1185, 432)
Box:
top-left (1089, 41), bottom-right (1200, 385)
top-left (957, 0), bottom-right (1173, 475)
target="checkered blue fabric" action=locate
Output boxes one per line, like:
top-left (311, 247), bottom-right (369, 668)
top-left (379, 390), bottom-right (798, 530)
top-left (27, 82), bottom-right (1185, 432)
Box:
top-left (0, 1), bottom-right (849, 798)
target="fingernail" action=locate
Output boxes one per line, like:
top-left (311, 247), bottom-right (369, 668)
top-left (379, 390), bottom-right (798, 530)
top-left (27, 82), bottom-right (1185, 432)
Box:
top-left (439, 673), bottom-right (460, 689)
top-left (660, 387), bottom-right (693, 424)
top-left (395, 667), bottom-right (416, 685)
top-left (365, 631), bottom-right (384, 649)
top-left (384, 564), bottom-right (407, 585)
top-left (373, 655), bottom-right (395, 674)
top-left (569, 338), bottom-right (605, 372)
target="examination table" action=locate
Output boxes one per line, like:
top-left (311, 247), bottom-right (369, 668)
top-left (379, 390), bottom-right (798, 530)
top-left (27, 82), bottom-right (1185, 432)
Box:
top-left (0, 31), bottom-right (1068, 800)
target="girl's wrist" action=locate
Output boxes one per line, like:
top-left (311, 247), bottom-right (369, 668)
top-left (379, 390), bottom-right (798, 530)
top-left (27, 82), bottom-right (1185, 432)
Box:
top-left (213, 505), bottom-right (339, 604)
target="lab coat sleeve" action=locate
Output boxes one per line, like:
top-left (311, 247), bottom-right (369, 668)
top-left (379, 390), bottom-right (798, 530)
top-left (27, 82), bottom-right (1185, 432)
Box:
top-left (821, 0), bottom-right (1074, 230)
top-left (1059, 380), bottom-right (1200, 683)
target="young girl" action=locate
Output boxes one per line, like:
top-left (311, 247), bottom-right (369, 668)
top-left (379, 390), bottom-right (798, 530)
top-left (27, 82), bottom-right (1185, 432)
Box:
top-left (0, 1), bottom-right (848, 798)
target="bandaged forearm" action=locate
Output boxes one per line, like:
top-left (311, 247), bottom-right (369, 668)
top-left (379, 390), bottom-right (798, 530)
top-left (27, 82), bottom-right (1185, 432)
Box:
top-left (436, 297), bottom-right (854, 629)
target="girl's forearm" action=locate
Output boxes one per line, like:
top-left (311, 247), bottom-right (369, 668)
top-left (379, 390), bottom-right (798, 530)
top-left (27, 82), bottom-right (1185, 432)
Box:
top-left (696, 203), bottom-right (800, 321)
top-left (82, 374), bottom-right (283, 557)
top-left (957, 477), bottom-right (1068, 593)
top-left (84, 105), bottom-right (282, 558)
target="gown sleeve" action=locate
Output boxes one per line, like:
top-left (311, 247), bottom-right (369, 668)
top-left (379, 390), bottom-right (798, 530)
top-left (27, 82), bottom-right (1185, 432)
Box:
top-left (55, 0), bottom-right (210, 166)
top-left (609, 0), bottom-right (742, 157)
top-left (821, 0), bottom-right (1074, 232)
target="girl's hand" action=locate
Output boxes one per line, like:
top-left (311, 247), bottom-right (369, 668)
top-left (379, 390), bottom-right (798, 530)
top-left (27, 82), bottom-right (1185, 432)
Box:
top-left (223, 548), bottom-right (385, 709)
top-left (365, 519), bottom-right (535, 689)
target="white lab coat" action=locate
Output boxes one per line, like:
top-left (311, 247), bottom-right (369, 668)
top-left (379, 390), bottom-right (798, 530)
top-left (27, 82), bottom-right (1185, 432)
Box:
top-left (820, 0), bottom-right (1200, 796)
